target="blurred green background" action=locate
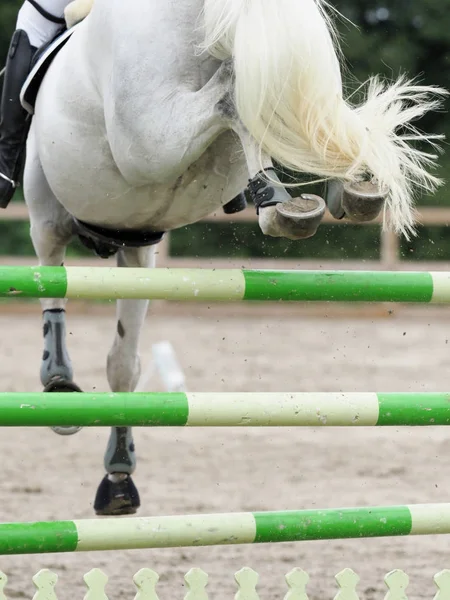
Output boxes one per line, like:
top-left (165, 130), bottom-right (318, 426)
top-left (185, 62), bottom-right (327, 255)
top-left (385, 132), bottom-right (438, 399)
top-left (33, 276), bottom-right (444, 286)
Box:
top-left (1, 0), bottom-right (449, 262)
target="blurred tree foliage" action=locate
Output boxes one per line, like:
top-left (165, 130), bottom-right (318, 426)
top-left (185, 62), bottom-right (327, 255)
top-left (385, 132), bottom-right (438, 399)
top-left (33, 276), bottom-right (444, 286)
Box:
top-left (334, 0), bottom-right (450, 208)
top-left (1, 0), bottom-right (450, 260)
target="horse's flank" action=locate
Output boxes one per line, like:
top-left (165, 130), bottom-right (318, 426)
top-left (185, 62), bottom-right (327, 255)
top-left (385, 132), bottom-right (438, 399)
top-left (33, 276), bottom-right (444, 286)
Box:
top-left (28, 0), bottom-right (247, 231)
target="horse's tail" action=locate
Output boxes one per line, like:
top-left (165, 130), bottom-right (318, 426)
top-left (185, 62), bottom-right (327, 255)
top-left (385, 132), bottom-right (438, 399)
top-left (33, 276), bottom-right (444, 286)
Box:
top-left (202, 0), bottom-right (447, 236)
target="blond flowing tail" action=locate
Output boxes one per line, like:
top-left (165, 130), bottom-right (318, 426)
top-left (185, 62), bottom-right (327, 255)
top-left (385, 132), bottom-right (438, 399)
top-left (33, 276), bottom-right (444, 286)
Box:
top-left (202, 0), bottom-right (447, 236)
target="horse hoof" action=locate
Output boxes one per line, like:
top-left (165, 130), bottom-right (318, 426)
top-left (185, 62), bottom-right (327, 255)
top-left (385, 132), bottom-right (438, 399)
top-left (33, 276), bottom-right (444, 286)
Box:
top-left (274, 194), bottom-right (326, 239)
top-left (43, 377), bottom-right (83, 436)
top-left (342, 180), bottom-right (388, 222)
top-left (94, 474), bottom-right (140, 516)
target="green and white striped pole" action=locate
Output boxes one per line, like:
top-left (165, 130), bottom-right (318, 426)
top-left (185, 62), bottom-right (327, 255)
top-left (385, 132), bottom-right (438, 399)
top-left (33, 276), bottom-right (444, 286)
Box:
top-left (2, 266), bottom-right (450, 302)
top-left (0, 392), bottom-right (449, 427)
top-left (0, 504), bottom-right (449, 555)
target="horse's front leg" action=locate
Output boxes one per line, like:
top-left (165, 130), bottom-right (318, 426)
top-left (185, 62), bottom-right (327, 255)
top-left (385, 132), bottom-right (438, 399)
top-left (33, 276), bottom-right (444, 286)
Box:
top-left (93, 245), bottom-right (156, 516)
top-left (26, 142), bottom-right (82, 436)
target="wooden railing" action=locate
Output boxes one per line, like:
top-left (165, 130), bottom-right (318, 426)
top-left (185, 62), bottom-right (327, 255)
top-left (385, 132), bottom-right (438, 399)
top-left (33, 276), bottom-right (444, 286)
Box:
top-left (1, 203), bottom-right (450, 270)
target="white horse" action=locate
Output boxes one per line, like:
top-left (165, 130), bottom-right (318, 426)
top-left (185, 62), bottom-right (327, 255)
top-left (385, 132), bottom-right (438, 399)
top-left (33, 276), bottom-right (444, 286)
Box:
top-left (23, 0), bottom-right (446, 515)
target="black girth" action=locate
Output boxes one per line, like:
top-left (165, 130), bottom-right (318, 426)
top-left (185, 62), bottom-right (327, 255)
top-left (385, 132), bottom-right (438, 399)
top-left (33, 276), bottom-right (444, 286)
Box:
top-left (73, 218), bottom-right (165, 259)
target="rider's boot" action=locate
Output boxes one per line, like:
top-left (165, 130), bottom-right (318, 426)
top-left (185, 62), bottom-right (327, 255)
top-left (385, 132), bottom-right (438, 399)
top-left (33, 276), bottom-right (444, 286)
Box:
top-left (0, 29), bottom-right (36, 208)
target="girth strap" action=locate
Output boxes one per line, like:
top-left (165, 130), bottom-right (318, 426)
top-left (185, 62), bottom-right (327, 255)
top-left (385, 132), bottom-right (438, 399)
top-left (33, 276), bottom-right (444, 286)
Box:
top-left (73, 218), bottom-right (165, 259)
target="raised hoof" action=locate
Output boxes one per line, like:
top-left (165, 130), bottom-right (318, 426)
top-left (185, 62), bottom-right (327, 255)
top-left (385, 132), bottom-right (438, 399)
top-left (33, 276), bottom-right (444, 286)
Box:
top-left (275, 194), bottom-right (326, 239)
top-left (325, 179), bottom-right (388, 223)
top-left (94, 475), bottom-right (140, 516)
top-left (342, 181), bottom-right (388, 223)
top-left (43, 377), bottom-right (83, 436)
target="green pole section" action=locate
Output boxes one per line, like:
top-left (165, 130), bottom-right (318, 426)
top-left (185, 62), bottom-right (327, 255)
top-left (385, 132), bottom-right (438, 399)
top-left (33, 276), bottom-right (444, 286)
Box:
top-left (0, 521), bottom-right (78, 555)
top-left (253, 506), bottom-right (413, 542)
top-left (0, 266), bottom-right (68, 298)
top-left (377, 393), bottom-right (450, 425)
top-left (243, 270), bottom-right (434, 302)
top-left (0, 392), bottom-right (190, 426)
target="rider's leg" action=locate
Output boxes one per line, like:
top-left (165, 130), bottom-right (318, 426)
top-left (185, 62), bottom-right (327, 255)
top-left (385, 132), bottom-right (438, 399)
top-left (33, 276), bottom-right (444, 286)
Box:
top-left (0, 0), bottom-right (70, 208)
top-left (17, 0), bottom-right (70, 47)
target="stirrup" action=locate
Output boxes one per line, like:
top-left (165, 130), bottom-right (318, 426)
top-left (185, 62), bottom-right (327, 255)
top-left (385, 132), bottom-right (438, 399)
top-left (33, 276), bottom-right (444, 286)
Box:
top-left (0, 172), bottom-right (16, 187)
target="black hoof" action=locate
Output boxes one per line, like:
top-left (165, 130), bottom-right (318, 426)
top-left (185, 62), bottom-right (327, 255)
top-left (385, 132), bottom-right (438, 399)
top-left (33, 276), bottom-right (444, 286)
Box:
top-left (94, 475), bottom-right (140, 516)
top-left (223, 192), bottom-right (248, 214)
top-left (43, 377), bottom-right (83, 436)
top-left (43, 377), bottom-right (82, 394)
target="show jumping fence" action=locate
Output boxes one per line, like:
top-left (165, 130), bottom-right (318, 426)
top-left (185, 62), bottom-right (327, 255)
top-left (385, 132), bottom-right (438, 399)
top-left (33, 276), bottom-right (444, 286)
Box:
top-left (1, 504), bottom-right (450, 555)
top-left (1, 266), bottom-right (450, 302)
top-left (1, 391), bottom-right (450, 427)
top-left (2, 263), bottom-right (450, 566)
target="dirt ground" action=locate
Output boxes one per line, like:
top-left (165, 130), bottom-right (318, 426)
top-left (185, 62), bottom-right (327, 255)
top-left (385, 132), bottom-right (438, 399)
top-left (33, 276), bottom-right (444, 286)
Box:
top-left (0, 304), bottom-right (450, 600)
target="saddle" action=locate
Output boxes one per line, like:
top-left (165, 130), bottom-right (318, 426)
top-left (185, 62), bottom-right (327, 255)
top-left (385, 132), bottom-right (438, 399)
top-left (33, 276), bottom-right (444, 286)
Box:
top-left (21, 26), bottom-right (76, 115)
top-left (21, 0), bottom-right (94, 114)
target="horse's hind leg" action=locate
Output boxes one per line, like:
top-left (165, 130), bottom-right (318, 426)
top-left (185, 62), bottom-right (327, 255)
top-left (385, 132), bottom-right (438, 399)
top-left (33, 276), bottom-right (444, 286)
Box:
top-left (94, 245), bottom-right (156, 516)
top-left (229, 120), bottom-right (326, 240)
top-left (217, 78), bottom-right (325, 240)
top-left (24, 129), bottom-right (81, 434)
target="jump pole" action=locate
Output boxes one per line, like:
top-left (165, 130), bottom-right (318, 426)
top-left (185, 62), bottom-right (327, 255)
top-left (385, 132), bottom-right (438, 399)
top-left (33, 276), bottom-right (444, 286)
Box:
top-left (0, 392), bottom-right (450, 427)
top-left (1, 504), bottom-right (450, 555)
top-left (2, 266), bottom-right (450, 302)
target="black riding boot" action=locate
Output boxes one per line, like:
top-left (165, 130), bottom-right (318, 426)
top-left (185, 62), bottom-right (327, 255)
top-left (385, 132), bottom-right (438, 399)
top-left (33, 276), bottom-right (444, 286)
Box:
top-left (0, 30), bottom-right (36, 208)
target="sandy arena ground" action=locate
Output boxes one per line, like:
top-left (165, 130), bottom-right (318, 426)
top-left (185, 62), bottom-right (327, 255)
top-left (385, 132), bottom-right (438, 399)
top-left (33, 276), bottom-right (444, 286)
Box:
top-left (0, 304), bottom-right (450, 599)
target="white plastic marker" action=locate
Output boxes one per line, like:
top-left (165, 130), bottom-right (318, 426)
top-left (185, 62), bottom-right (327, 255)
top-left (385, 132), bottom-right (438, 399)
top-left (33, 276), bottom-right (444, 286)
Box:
top-left (152, 341), bottom-right (186, 392)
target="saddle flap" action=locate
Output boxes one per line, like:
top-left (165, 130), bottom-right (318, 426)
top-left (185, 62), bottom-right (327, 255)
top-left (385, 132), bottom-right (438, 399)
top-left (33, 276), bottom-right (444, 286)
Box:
top-left (20, 26), bottom-right (78, 115)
